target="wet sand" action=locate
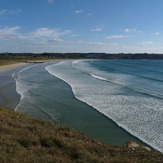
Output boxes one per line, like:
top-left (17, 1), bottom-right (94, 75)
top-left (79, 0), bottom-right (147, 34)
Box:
top-left (0, 70), bottom-right (19, 109)
top-left (0, 61), bottom-right (53, 109)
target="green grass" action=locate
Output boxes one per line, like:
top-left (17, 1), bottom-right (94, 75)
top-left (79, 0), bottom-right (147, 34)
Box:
top-left (0, 107), bottom-right (163, 163)
top-left (0, 59), bottom-right (24, 66)
top-left (0, 56), bottom-right (54, 66)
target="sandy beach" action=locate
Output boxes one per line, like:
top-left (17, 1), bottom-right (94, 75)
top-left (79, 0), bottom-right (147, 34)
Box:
top-left (0, 62), bottom-right (27, 73)
top-left (0, 60), bottom-right (56, 110)
top-left (0, 59), bottom-right (57, 72)
top-left (0, 63), bottom-right (27, 110)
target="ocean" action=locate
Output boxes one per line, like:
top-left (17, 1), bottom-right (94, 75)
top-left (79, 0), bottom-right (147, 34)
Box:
top-left (6, 59), bottom-right (163, 152)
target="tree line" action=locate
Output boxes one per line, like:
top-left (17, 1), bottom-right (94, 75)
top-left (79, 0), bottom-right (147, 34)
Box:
top-left (0, 52), bottom-right (163, 60)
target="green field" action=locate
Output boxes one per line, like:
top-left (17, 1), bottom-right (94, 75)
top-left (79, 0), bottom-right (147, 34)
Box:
top-left (0, 56), bottom-right (52, 66)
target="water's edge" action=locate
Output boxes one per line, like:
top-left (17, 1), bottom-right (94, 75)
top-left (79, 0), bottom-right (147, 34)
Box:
top-left (1, 62), bottom-right (162, 152)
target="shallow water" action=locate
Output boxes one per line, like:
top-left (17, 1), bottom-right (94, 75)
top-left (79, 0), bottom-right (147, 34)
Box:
top-left (46, 59), bottom-right (163, 152)
top-left (3, 59), bottom-right (162, 152)
top-left (10, 61), bottom-right (144, 146)
top-left (0, 64), bottom-right (29, 109)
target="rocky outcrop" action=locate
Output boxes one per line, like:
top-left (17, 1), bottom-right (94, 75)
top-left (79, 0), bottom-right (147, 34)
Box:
top-left (126, 141), bottom-right (140, 148)
top-left (125, 141), bottom-right (151, 152)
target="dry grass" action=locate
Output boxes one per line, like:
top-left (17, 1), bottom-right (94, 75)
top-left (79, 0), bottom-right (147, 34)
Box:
top-left (0, 107), bottom-right (162, 163)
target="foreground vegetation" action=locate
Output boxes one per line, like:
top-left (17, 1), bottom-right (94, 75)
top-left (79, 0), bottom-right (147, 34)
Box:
top-left (0, 107), bottom-right (162, 163)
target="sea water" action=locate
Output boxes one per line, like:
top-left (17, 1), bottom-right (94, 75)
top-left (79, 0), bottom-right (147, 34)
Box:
top-left (13, 60), bottom-right (163, 152)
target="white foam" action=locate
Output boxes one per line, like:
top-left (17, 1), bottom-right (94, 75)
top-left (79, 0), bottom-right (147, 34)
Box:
top-left (91, 74), bottom-right (163, 99)
top-left (45, 60), bottom-right (163, 153)
top-left (14, 65), bottom-right (39, 111)
top-left (91, 74), bottom-right (107, 81)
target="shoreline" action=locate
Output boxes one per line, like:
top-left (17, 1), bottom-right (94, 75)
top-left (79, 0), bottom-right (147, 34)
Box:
top-left (0, 60), bottom-right (159, 152)
top-left (0, 62), bottom-right (28, 73)
top-left (0, 60), bottom-right (57, 73)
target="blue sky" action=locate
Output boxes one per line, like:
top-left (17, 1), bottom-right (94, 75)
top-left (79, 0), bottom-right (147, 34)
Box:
top-left (0, 0), bottom-right (163, 53)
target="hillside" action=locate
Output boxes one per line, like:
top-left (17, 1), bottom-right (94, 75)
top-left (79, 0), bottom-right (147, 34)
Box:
top-left (0, 107), bottom-right (163, 163)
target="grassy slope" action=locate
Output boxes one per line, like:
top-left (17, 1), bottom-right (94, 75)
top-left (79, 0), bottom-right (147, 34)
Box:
top-left (0, 108), bottom-right (163, 163)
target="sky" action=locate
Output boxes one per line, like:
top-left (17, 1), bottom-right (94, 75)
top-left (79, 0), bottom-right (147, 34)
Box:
top-left (0, 0), bottom-right (163, 53)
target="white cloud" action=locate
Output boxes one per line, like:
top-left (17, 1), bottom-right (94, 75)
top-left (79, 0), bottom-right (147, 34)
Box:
top-left (75, 10), bottom-right (83, 14)
top-left (121, 45), bottom-right (135, 49)
top-left (91, 25), bottom-right (103, 32)
top-left (30, 28), bottom-right (71, 38)
top-left (49, 38), bottom-right (117, 46)
top-left (0, 26), bottom-right (118, 50)
top-left (123, 28), bottom-right (141, 33)
top-left (123, 28), bottom-right (136, 32)
top-left (0, 26), bottom-right (73, 46)
top-left (140, 41), bottom-right (154, 45)
top-left (91, 28), bottom-right (103, 32)
top-left (105, 35), bottom-right (128, 39)
top-left (0, 9), bottom-right (21, 15)
top-left (0, 26), bottom-right (21, 40)
top-left (31, 28), bottom-right (58, 37)
top-left (155, 32), bottom-right (160, 35)
top-left (70, 34), bottom-right (81, 37)
top-left (19, 40), bottom-right (48, 45)
top-left (48, 0), bottom-right (54, 3)
top-left (49, 38), bottom-right (69, 43)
